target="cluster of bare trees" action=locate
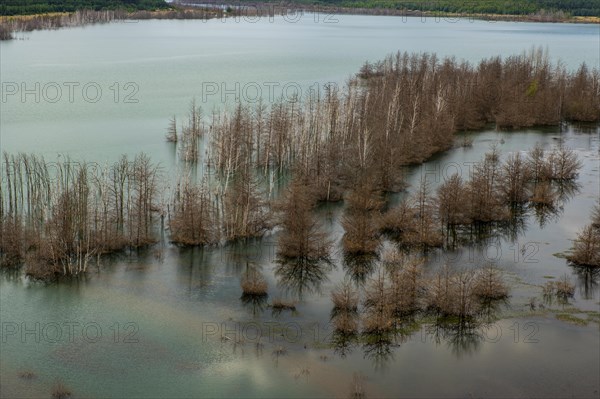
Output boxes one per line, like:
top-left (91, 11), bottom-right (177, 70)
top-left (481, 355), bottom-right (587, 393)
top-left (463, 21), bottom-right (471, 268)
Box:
top-left (0, 153), bottom-right (159, 278)
top-left (168, 49), bottom-right (596, 229)
top-left (330, 143), bottom-right (580, 256)
top-left (275, 178), bottom-right (331, 260)
top-left (0, 7), bottom-right (229, 40)
top-left (568, 200), bottom-right (600, 267)
top-left (0, 10), bottom-right (120, 40)
top-left (168, 101), bottom-right (273, 245)
top-left (330, 249), bottom-right (509, 352)
top-left (2, 50), bottom-right (595, 279)
top-left (373, 145), bottom-right (582, 251)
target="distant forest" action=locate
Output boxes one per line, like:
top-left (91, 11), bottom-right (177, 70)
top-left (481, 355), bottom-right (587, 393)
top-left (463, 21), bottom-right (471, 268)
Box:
top-left (0, 0), bottom-right (169, 16)
top-left (2, 0), bottom-right (599, 16)
top-left (233, 0), bottom-right (599, 17)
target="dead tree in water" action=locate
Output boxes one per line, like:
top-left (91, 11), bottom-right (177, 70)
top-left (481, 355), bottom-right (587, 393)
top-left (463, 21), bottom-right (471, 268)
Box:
top-left (170, 177), bottom-right (217, 246)
top-left (467, 147), bottom-right (508, 223)
top-left (221, 167), bottom-right (271, 242)
top-left (437, 173), bottom-right (469, 239)
top-left (180, 100), bottom-right (203, 163)
top-left (382, 177), bottom-right (442, 249)
top-left (500, 152), bottom-right (530, 205)
top-left (383, 249), bottom-right (424, 317)
top-left (546, 146), bottom-right (582, 181)
top-left (276, 179), bottom-right (331, 260)
top-left (129, 154), bottom-right (159, 247)
top-left (331, 278), bottom-right (359, 339)
top-left (0, 216), bottom-right (24, 268)
top-left (363, 271), bottom-right (394, 334)
top-left (341, 178), bottom-right (383, 255)
top-left (568, 225), bottom-right (600, 267)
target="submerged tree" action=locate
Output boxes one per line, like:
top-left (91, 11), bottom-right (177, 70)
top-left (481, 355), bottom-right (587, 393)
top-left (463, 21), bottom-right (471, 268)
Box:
top-left (170, 178), bottom-right (217, 246)
top-left (568, 225), bottom-right (600, 267)
top-left (276, 179), bottom-right (331, 261)
top-left (341, 178), bottom-right (383, 255)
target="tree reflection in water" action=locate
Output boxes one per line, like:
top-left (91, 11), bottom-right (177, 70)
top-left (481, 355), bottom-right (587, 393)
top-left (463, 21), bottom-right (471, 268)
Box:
top-left (362, 331), bottom-right (396, 371)
top-left (570, 265), bottom-right (599, 300)
top-left (425, 318), bottom-right (485, 358)
top-left (275, 256), bottom-right (333, 300)
top-left (328, 290), bottom-right (508, 364)
top-left (342, 253), bottom-right (377, 287)
top-left (529, 181), bottom-right (580, 228)
top-left (240, 293), bottom-right (269, 317)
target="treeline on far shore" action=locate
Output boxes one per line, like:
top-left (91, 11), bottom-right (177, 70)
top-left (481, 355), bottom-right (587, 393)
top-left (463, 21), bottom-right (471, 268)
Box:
top-left (0, 5), bottom-right (236, 40)
top-left (184, 0), bottom-right (600, 21)
top-left (0, 0), bottom-right (168, 16)
top-left (0, 49), bottom-right (599, 280)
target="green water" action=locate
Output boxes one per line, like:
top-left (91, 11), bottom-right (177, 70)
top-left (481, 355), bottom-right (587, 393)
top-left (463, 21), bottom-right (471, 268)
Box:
top-left (1, 14), bottom-right (599, 398)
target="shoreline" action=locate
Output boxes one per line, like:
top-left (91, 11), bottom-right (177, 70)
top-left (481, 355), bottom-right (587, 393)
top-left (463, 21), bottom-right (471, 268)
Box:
top-left (181, 1), bottom-right (600, 24)
top-left (1, 4), bottom-right (598, 40)
top-left (0, 7), bottom-right (232, 40)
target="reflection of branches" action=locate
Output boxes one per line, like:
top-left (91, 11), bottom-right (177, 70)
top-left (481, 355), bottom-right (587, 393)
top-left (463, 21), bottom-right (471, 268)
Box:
top-left (275, 257), bottom-right (332, 300)
top-left (570, 265), bottom-right (599, 300)
top-left (496, 209), bottom-right (528, 243)
top-left (331, 330), bottom-right (358, 358)
top-left (530, 201), bottom-right (563, 228)
top-left (554, 181), bottom-right (581, 204)
top-left (362, 331), bottom-right (395, 371)
top-left (478, 298), bottom-right (508, 323)
top-left (425, 317), bottom-right (485, 358)
top-left (342, 253), bottom-right (377, 286)
top-left (271, 345), bottom-right (287, 367)
top-left (240, 293), bottom-right (268, 317)
top-left (528, 181), bottom-right (579, 228)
